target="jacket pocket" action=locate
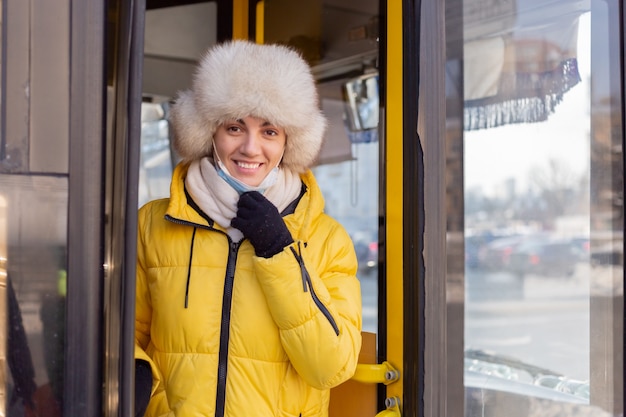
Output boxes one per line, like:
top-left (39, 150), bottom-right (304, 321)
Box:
top-left (277, 366), bottom-right (327, 417)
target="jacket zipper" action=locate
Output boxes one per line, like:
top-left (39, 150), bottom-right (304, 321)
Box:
top-left (290, 244), bottom-right (340, 335)
top-left (166, 214), bottom-right (238, 416)
top-left (184, 228), bottom-right (198, 308)
top-left (215, 240), bottom-right (240, 417)
top-left (165, 214), bottom-right (213, 230)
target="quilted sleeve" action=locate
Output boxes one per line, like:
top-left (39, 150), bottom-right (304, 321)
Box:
top-left (254, 219), bottom-right (362, 390)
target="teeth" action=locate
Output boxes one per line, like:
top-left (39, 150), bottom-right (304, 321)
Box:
top-left (238, 162), bottom-right (260, 169)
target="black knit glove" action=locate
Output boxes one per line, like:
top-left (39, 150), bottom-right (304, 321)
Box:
top-left (135, 360), bottom-right (152, 417)
top-left (231, 191), bottom-right (294, 258)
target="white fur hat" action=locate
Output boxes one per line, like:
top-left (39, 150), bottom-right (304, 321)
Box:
top-left (170, 40), bottom-right (327, 173)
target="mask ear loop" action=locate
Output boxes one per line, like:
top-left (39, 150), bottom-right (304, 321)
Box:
top-left (211, 142), bottom-right (219, 162)
top-left (212, 142), bottom-right (228, 172)
top-left (275, 148), bottom-right (285, 170)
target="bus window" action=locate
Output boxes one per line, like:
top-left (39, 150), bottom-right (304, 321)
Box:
top-left (138, 100), bottom-right (175, 208)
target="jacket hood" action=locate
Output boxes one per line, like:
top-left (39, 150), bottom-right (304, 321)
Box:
top-left (170, 40), bottom-right (328, 173)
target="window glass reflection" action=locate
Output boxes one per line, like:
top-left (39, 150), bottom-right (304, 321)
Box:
top-left (456, 0), bottom-right (623, 414)
top-left (1, 176), bottom-right (66, 416)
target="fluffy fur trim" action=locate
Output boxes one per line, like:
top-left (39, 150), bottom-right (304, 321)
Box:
top-left (170, 41), bottom-right (327, 173)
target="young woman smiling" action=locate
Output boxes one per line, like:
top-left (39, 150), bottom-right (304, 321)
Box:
top-left (133, 41), bottom-right (362, 417)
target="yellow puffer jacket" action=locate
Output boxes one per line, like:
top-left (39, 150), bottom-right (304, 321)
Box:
top-left (135, 163), bottom-right (362, 417)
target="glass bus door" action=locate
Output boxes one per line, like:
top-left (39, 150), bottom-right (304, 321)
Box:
top-left (442, 0), bottom-right (624, 415)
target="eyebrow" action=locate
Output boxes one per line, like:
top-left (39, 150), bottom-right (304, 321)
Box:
top-left (235, 118), bottom-right (274, 127)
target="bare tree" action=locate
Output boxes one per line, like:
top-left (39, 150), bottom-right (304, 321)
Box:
top-left (527, 158), bottom-right (583, 228)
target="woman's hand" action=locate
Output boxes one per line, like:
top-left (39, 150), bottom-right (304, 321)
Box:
top-left (231, 191), bottom-right (294, 257)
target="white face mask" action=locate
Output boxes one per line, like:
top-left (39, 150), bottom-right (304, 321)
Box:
top-left (213, 145), bottom-right (282, 195)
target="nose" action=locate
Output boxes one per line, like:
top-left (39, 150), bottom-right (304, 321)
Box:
top-left (239, 130), bottom-right (262, 156)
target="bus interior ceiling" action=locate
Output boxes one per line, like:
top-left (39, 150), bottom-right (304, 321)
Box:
top-left (142, 0), bottom-right (380, 103)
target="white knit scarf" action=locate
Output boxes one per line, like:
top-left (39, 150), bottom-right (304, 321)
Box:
top-left (185, 157), bottom-right (303, 241)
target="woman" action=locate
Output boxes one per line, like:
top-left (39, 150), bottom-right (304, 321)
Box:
top-left (134, 40), bottom-right (362, 417)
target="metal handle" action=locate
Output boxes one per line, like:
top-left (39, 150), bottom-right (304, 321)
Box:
top-left (374, 396), bottom-right (401, 417)
top-left (375, 410), bottom-right (402, 417)
top-left (350, 362), bottom-right (402, 416)
top-left (352, 361), bottom-right (400, 385)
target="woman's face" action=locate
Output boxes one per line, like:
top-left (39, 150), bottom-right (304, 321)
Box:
top-left (213, 116), bottom-right (287, 186)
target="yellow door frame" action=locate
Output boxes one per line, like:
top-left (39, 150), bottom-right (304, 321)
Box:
top-left (385, 0), bottom-right (405, 408)
top-left (232, 0), bottom-right (249, 40)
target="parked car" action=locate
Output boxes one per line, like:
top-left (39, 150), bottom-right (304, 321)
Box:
top-left (568, 237), bottom-right (590, 261)
top-left (477, 235), bottom-right (526, 271)
top-left (465, 233), bottom-right (499, 269)
top-left (354, 239), bottom-right (378, 277)
top-left (508, 239), bottom-right (578, 278)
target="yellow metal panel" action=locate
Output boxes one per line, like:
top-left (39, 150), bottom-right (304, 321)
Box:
top-left (232, 0), bottom-right (248, 40)
top-left (329, 332), bottom-right (377, 417)
top-left (255, 1), bottom-right (264, 43)
top-left (385, 0), bottom-right (404, 403)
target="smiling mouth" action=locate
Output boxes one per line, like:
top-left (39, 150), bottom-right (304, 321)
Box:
top-left (237, 161), bottom-right (261, 169)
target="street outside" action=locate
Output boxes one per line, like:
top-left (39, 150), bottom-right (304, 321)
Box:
top-left (358, 261), bottom-right (622, 386)
top-left (466, 261), bottom-right (620, 383)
